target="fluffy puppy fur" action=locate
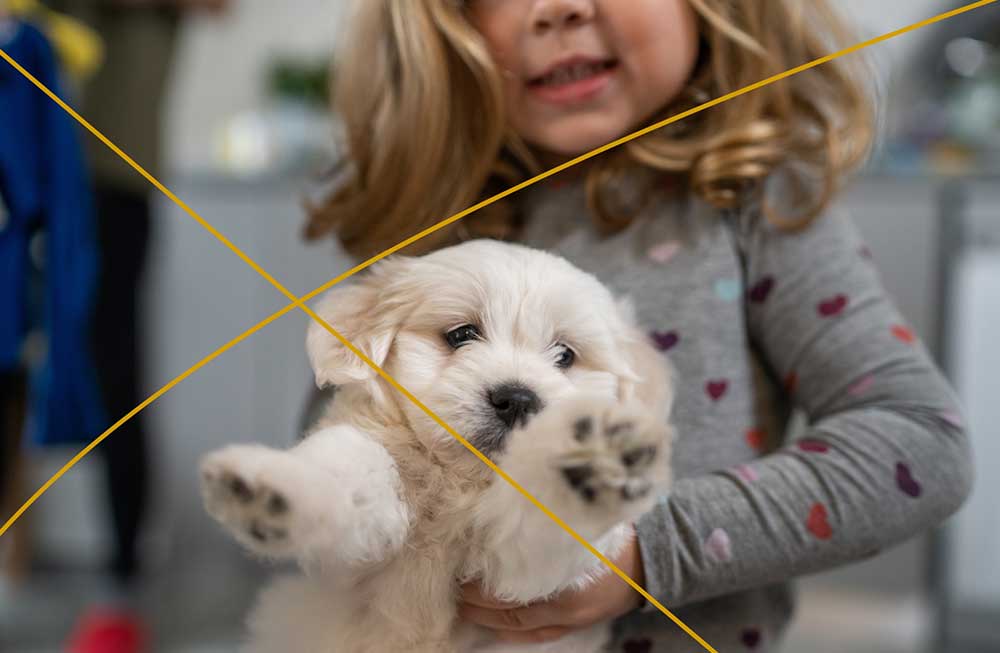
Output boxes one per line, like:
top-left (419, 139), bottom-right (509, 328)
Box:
top-left (200, 240), bottom-right (675, 653)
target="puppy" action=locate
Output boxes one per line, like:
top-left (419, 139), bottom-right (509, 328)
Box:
top-left (199, 240), bottom-right (675, 653)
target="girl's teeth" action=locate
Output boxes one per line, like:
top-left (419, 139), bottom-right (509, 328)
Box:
top-left (543, 62), bottom-right (604, 86)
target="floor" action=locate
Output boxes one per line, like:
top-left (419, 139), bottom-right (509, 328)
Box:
top-left (1, 567), bottom-right (939, 653)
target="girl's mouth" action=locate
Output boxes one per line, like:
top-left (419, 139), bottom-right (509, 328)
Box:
top-left (527, 58), bottom-right (619, 105)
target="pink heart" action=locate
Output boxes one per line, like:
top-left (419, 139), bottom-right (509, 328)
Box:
top-left (940, 410), bottom-right (964, 429)
top-left (647, 240), bottom-right (681, 264)
top-left (741, 627), bottom-right (762, 648)
top-left (748, 276), bottom-right (775, 303)
top-left (706, 380), bottom-right (729, 401)
top-left (798, 439), bottom-right (829, 453)
top-left (896, 462), bottom-right (922, 498)
top-left (734, 464), bottom-right (759, 482)
top-left (650, 330), bottom-right (679, 352)
top-left (705, 528), bottom-right (733, 562)
top-left (848, 374), bottom-right (875, 396)
top-left (818, 294), bottom-right (849, 317)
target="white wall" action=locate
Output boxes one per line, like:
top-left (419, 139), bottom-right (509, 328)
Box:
top-left (164, 0), bottom-right (348, 173)
top-left (162, 0), bottom-right (946, 173)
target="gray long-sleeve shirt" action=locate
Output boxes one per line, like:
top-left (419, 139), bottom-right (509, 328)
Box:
top-left (516, 174), bottom-right (973, 652)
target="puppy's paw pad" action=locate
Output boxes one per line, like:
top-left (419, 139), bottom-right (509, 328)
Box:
top-left (200, 450), bottom-right (296, 549)
top-left (553, 400), bottom-right (667, 507)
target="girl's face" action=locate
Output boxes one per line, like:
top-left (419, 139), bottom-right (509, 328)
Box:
top-left (465, 0), bottom-right (700, 163)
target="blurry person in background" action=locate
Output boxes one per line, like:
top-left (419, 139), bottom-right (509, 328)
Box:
top-left (36, 1), bottom-right (230, 652)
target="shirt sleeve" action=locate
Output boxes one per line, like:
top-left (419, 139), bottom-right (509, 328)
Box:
top-left (635, 203), bottom-right (973, 609)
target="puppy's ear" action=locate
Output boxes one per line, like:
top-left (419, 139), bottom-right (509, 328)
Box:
top-left (305, 261), bottom-right (407, 388)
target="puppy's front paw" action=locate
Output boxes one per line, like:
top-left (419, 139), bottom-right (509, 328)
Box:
top-left (200, 446), bottom-right (301, 556)
top-left (501, 397), bottom-right (671, 538)
top-left (535, 399), bottom-right (671, 524)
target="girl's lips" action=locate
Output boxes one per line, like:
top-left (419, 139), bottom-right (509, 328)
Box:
top-left (527, 62), bottom-right (618, 106)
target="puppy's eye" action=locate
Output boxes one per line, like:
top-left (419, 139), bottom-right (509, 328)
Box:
top-left (554, 344), bottom-right (576, 369)
top-left (445, 324), bottom-right (481, 349)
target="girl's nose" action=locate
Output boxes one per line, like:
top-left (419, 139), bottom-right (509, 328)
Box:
top-left (531, 0), bottom-right (595, 33)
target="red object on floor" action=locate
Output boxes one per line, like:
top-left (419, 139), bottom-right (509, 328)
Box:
top-left (66, 608), bottom-right (148, 653)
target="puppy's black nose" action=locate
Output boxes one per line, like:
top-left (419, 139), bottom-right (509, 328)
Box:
top-left (488, 383), bottom-right (542, 429)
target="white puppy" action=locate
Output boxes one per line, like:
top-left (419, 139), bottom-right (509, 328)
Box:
top-left (200, 240), bottom-right (675, 653)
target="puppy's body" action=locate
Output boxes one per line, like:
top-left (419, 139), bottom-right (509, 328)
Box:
top-left (201, 241), bottom-right (674, 652)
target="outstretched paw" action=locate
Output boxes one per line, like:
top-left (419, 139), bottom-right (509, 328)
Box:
top-left (551, 399), bottom-right (670, 514)
top-left (200, 446), bottom-right (299, 555)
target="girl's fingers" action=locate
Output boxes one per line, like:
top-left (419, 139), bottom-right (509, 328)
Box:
top-left (458, 602), bottom-right (559, 632)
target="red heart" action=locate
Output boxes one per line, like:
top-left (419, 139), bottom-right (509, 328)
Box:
top-left (891, 325), bottom-right (916, 344)
top-left (623, 639), bottom-right (653, 653)
top-left (807, 503), bottom-right (833, 540)
top-left (706, 380), bottom-right (729, 401)
top-left (746, 428), bottom-right (766, 451)
top-left (798, 440), bottom-right (829, 453)
top-left (818, 294), bottom-right (849, 317)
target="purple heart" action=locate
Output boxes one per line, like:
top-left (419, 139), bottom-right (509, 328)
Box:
top-left (748, 276), bottom-right (775, 303)
top-left (896, 462), bottom-right (922, 498)
top-left (706, 380), bottom-right (729, 401)
top-left (623, 638), bottom-right (653, 653)
top-left (798, 439), bottom-right (829, 453)
top-left (651, 330), bottom-right (680, 351)
top-left (741, 627), bottom-right (762, 648)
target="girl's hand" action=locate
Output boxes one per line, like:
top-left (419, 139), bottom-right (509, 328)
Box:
top-left (458, 527), bottom-right (646, 644)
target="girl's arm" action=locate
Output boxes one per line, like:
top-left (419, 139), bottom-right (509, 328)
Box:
top-left (636, 205), bottom-right (973, 608)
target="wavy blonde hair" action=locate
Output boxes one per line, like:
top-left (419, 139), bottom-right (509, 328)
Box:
top-left (306, 0), bottom-right (875, 258)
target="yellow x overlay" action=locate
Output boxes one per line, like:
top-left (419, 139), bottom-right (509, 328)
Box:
top-left (2, 2), bottom-right (996, 650)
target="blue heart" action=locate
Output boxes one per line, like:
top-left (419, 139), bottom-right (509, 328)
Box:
top-left (714, 278), bottom-right (742, 302)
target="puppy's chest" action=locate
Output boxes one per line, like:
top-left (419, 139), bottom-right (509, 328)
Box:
top-left (396, 455), bottom-right (488, 544)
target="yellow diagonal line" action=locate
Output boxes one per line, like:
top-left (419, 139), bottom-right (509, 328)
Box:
top-left (0, 48), bottom-right (306, 311)
top-left (1, 1), bottom-right (994, 649)
top-left (0, 304), bottom-right (297, 538)
top-left (205, 0), bottom-right (1000, 305)
top-left (0, 36), bottom-right (721, 652)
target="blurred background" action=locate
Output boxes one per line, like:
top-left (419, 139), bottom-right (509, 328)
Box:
top-left (1, 0), bottom-right (999, 651)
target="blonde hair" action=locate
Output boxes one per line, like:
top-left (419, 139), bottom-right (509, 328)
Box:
top-left (306, 0), bottom-right (875, 258)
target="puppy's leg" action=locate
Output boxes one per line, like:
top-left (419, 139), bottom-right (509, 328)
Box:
top-left (470, 397), bottom-right (671, 603)
top-left (200, 424), bottom-right (410, 568)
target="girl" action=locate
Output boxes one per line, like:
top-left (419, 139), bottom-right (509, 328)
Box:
top-left (304, 1), bottom-right (974, 650)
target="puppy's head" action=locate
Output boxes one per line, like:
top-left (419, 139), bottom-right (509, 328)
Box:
top-left (307, 240), bottom-right (670, 456)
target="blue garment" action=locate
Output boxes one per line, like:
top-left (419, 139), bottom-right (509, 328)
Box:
top-left (0, 20), bottom-right (106, 445)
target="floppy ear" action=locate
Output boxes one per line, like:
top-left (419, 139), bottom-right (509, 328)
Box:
top-left (305, 266), bottom-right (402, 388)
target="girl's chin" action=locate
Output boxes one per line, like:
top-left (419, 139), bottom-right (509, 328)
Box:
top-left (530, 134), bottom-right (630, 167)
